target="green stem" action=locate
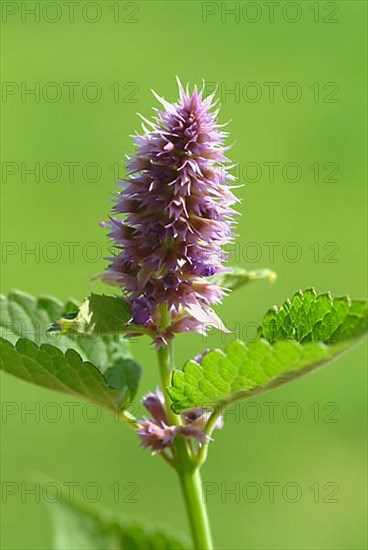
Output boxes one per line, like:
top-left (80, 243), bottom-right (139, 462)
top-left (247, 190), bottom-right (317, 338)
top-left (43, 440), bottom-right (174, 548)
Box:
top-left (157, 342), bottom-right (180, 427)
top-left (196, 405), bottom-right (224, 467)
top-left (177, 467), bottom-right (213, 550)
top-left (119, 410), bottom-right (140, 429)
top-left (156, 341), bottom-right (213, 550)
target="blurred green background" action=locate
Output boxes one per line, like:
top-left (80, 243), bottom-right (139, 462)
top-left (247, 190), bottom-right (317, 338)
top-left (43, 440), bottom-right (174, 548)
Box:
top-left (1, 1), bottom-right (367, 548)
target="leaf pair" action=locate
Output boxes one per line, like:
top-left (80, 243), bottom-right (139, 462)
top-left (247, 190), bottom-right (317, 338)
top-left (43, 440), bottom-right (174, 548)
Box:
top-left (1, 286), bottom-right (367, 420)
top-left (0, 269), bottom-right (274, 410)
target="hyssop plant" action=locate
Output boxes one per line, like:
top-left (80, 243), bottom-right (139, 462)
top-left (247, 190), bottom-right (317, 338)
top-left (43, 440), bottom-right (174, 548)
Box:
top-left (1, 79), bottom-right (367, 550)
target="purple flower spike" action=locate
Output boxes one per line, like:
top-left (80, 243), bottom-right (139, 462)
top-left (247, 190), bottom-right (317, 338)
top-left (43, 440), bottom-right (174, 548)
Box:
top-left (102, 78), bottom-right (238, 333)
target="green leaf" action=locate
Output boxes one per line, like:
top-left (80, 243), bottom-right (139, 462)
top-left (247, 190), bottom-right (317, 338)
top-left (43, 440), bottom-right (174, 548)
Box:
top-left (0, 337), bottom-right (127, 411)
top-left (0, 291), bottom-right (132, 373)
top-left (168, 289), bottom-right (367, 413)
top-left (105, 358), bottom-right (141, 401)
top-left (0, 291), bottom-right (142, 410)
top-left (47, 487), bottom-right (191, 550)
top-left (261, 287), bottom-right (367, 344)
top-left (215, 267), bottom-right (276, 292)
top-left (54, 293), bottom-right (132, 337)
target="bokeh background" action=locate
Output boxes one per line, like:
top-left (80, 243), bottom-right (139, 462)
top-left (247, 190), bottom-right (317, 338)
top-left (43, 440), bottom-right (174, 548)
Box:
top-left (1, 1), bottom-right (367, 548)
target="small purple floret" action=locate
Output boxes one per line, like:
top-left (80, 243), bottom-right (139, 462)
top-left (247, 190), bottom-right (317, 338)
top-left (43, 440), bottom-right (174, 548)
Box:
top-left (194, 349), bottom-right (210, 364)
top-left (130, 297), bottom-right (152, 325)
top-left (137, 389), bottom-right (223, 453)
top-left (136, 420), bottom-right (176, 452)
top-left (142, 389), bottom-right (167, 424)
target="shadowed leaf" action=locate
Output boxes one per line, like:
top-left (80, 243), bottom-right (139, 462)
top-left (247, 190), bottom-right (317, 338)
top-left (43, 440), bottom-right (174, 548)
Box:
top-left (46, 484), bottom-right (191, 550)
top-left (0, 291), bottom-right (142, 411)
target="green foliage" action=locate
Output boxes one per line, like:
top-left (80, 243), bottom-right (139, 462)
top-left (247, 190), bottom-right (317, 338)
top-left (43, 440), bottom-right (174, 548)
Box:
top-left (53, 293), bottom-right (132, 337)
top-left (105, 358), bottom-right (141, 401)
top-left (0, 290), bottom-right (131, 373)
top-left (168, 289), bottom-right (367, 413)
top-left (262, 288), bottom-right (367, 343)
top-left (47, 489), bottom-right (191, 550)
top-left (215, 267), bottom-right (276, 292)
top-left (0, 291), bottom-right (141, 411)
top-left (0, 338), bottom-right (129, 411)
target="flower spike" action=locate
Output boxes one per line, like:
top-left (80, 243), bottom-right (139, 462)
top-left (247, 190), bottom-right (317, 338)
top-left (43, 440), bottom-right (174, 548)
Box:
top-left (102, 79), bottom-right (238, 338)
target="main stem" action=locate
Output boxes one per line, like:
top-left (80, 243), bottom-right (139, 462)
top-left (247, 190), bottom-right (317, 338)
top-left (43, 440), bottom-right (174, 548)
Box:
top-left (177, 466), bottom-right (213, 550)
top-left (157, 343), bottom-right (213, 550)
